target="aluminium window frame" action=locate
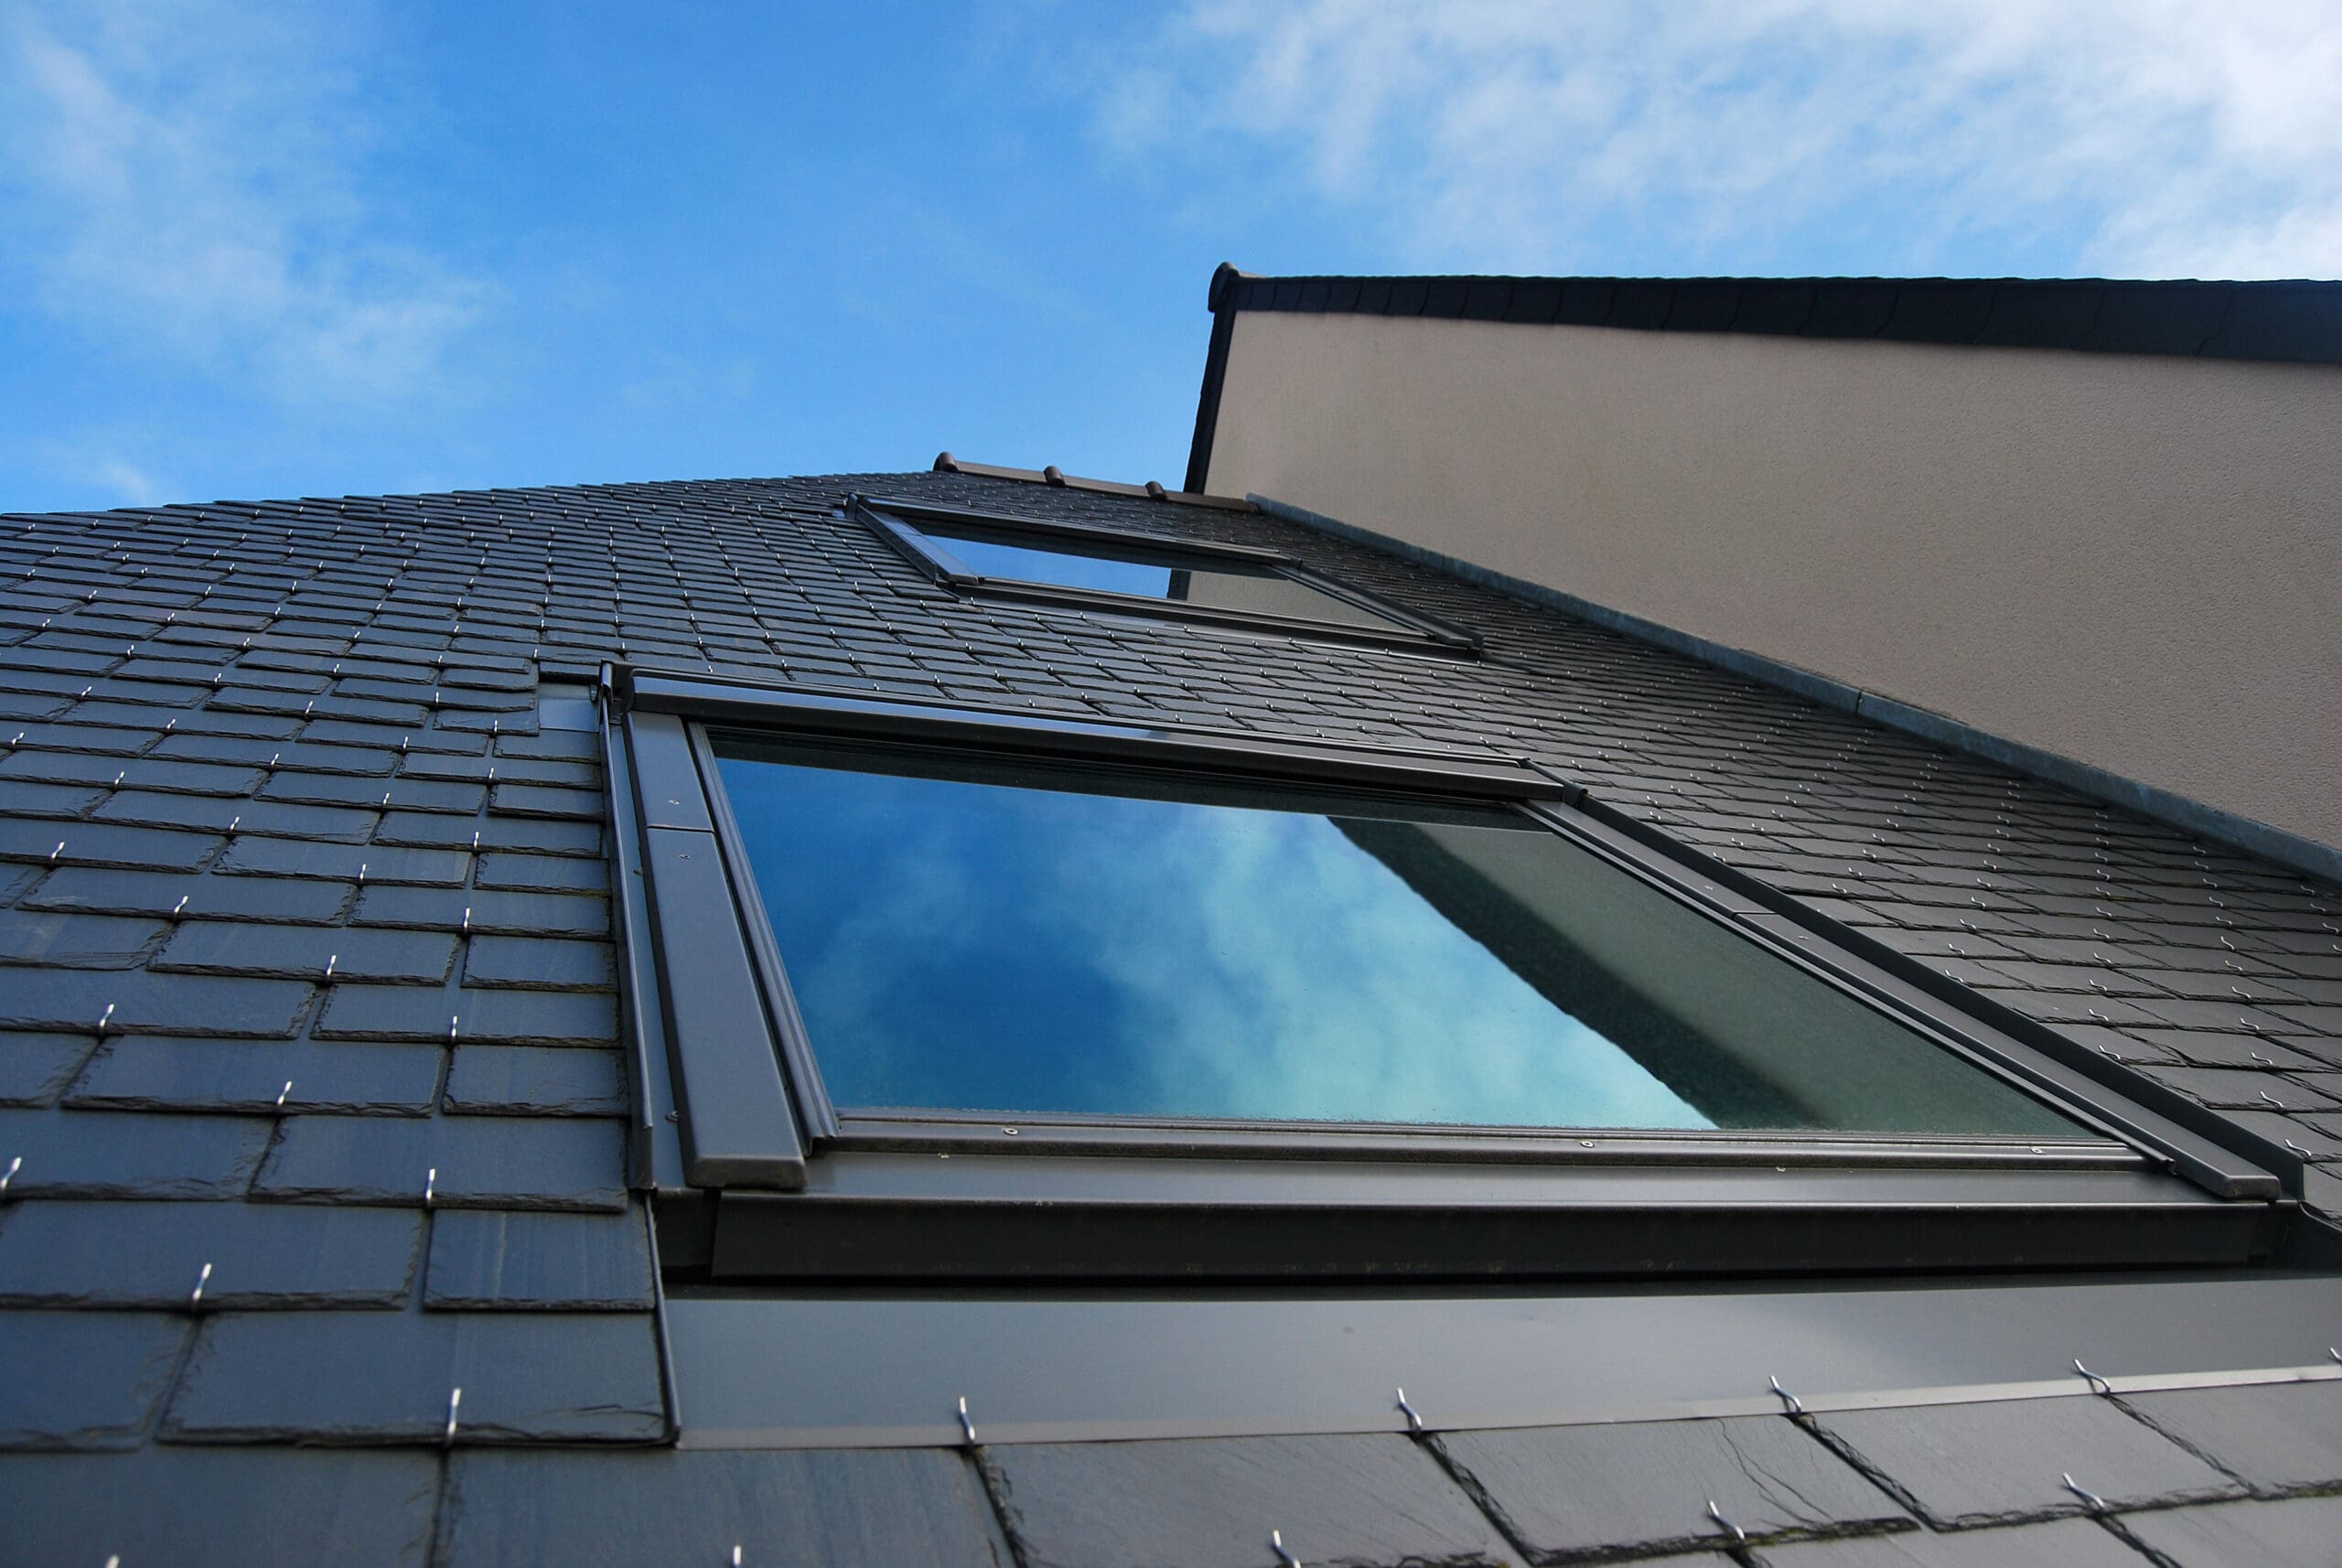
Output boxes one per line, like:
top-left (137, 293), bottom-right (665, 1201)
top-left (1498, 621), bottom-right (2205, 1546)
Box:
top-left (852, 494), bottom-right (1483, 655)
top-left (601, 662), bottom-right (2297, 1283)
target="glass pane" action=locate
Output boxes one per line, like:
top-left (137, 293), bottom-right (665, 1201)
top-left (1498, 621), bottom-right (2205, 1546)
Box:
top-left (919, 525), bottom-right (1406, 633)
top-left (712, 736), bottom-right (2089, 1139)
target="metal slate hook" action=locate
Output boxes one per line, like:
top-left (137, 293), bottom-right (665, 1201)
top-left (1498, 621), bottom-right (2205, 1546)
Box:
top-left (1705, 1500), bottom-right (1746, 1543)
top-left (1395, 1386), bottom-right (1424, 1434)
top-left (1270, 1528), bottom-right (1302, 1567)
top-left (956, 1395), bottom-right (977, 1447)
top-left (2073, 1359), bottom-right (2112, 1396)
top-left (444, 1387), bottom-right (462, 1447)
top-left (1769, 1375), bottom-right (1805, 1416)
top-left (2061, 1472), bottom-right (2107, 1512)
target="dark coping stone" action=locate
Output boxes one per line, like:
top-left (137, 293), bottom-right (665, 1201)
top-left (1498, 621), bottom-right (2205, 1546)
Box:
top-left (1504, 278), bottom-right (1563, 324)
top-left (2080, 283), bottom-right (2228, 357)
top-left (67, 1035), bottom-right (443, 1114)
top-left (463, 934), bottom-right (614, 991)
top-left (1978, 284), bottom-right (2100, 349)
top-left (1754, 1515), bottom-right (2146, 1565)
top-left (2121, 1380), bottom-right (2342, 1494)
top-left (215, 836), bottom-right (472, 886)
top-left (1460, 279), bottom-right (1513, 322)
top-left (1801, 283), bottom-right (1900, 338)
top-left (1295, 278), bottom-right (1331, 312)
top-left (1552, 281), bottom-right (1613, 327)
top-left (1806, 1396), bottom-right (2243, 1528)
top-left (0, 968), bottom-right (314, 1036)
top-left (985, 1433), bottom-right (1513, 1568)
top-left (2208, 284), bottom-right (2342, 363)
top-left (156, 920), bottom-right (458, 983)
top-left (353, 886), bottom-right (609, 937)
top-left (1735, 280), bottom-right (1818, 335)
top-left (445, 1045), bottom-right (626, 1116)
top-left (425, 1206), bottom-right (655, 1309)
top-left (438, 1447), bottom-right (1010, 1568)
top-left (2119, 1493), bottom-right (2342, 1568)
top-left (1441, 1416), bottom-right (1905, 1557)
top-left (0, 1106), bottom-right (274, 1197)
top-left (1353, 277), bottom-right (1393, 314)
top-left (0, 1311), bottom-right (188, 1450)
top-left (253, 1113), bottom-right (627, 1210)
top-left (472, 851), bottom-right (607, 893)
top-left (1665, 280), bottom-right (1742, 333)
top-left (23, 865), bottom-right (353, 922)
top-left (0, 1198), bottom-right (421, 1307)
top-left (0, 816), bottom-right (221, 871)
top-left (161, 1308), bottom-right (665, 1443)
top-left (1607, 280), bottom-right (1675, 330)
top-left (1386, 277), bottom-right (1431, 317)
top-left (317, 985), bottom-right (615, 1047)
top-left (1879, 284), bottom-right (1994, 346)
top-left (0, 1445), bottom-right (438, 1568)
top-left (0, 1032), bottom-right (94, 1106)
top-left (0, 908), bottom-right (167, 967)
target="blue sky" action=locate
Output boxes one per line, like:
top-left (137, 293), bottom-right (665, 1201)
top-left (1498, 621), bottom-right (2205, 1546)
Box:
top-left (3, 1), bottom-right (2336, 513)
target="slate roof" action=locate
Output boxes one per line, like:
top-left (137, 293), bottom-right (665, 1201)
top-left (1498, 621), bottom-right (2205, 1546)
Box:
top-left (2, 466), bottom-right (2339, 1565)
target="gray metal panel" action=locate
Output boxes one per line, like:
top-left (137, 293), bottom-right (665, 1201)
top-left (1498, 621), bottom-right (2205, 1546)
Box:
top-left (662, 1275), bottom-right (2342, 1448)
top-left (640, 824), bottom-right (803, 1189)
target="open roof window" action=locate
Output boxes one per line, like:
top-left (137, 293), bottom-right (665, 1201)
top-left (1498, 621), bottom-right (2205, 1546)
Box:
top-left (604, 668), bottom-right (2286, 1283)
top-left (853, 496), bottom-right (1479, 654)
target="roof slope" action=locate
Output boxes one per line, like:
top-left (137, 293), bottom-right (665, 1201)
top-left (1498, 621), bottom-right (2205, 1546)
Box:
top-left (1, 469), bottom-right (2338, 1564)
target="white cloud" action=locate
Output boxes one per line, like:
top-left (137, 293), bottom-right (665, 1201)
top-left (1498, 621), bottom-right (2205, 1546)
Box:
top-left (0, 0), bottom-right (488, 405)
top-left (1103, 0), bottom-right (2342, 278)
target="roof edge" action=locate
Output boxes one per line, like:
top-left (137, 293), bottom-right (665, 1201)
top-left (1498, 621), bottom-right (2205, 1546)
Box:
top-left (932, 452), bottom-right (1257, 512)
top-left (1250, 490), bottom-right (2342, 886)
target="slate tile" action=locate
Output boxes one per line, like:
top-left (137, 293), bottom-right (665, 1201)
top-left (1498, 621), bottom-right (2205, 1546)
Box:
top-left (0, 779), bottom-right (104, 818)
top-left (67, 1035), bottom-right (443, 1114)
top-left (425, 1206), bottom-right (655, 1309)
top-left (0, 968), bottom-right (313, 1036)
top-left (263, 770), bottom-right (486, 813)
top-left (0, 1445), bottom-right (438, 1568)
top-left (353, 886), bottom-right (608, 936)
top-left (0, 1311), bottom-right (188, 1450)
top-left (0, 1107), bottom-right (274, 1197)
top-left (2134, 1065), bottom-right (2339, 1112)
top-left (215, 835), bottom-right (470, 885)
top-left (23, 865), bottom-right (352, 921)
top-left (94, 788), bottom-right (380, 840)
top-left (0, 908), bottom-right (164, 967)
top-left (464, 934), bottom-right (614, 990)
top-left (2117, 1493), bottom-right (2342, 1568)
top-left (317, 984), bottom-right (616, 1046)
top-left (446, 1045), bottom-right (625, 1115)
top-left (489, 781), bottom-right (604, 819)
top-left (156, 920), bottom-right (457, 983)
top-left (474, 850), bottom-right (607, 892)
top-left (0, 816), bottom-right (220, 871)
top-left (1439, 1416), bottom-right (1905, 1559)
top-left (985, 1434), bottom-right (1516, 1568)
top-left (253, 1113), bottom-right (627, 1210)
top-left (0, 1031), bottom-right (95, 1106)
top-left (2120, 1380), bottom-right (2342, 1494)
top-left (1806, 1396), bottom-right (2241, 1528)
top-left (0, 1198), bottom-right (422, 1307)
top-left (1753, 1516), bottom-right (2143, 1565)
top-left (161, 1308), bottom-right (665, 1442)
top-left (437, 1448), bottom-right (1010, 1568)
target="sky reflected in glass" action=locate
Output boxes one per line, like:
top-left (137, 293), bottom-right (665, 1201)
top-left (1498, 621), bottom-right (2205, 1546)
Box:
top-left (919, 526), bottom-right (1403, 630)
top-left (712, 739), bottom-right (2086, 1138)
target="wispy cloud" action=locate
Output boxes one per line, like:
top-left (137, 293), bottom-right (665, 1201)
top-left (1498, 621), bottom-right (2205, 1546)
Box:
top-left (0, 0), bottom-right (488, 405)
top-left (1097, 0), bottom-right (2342, 278)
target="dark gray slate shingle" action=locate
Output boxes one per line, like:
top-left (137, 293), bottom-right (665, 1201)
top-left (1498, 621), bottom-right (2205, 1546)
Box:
top-left (162, 1309), bottom-right (664, 1443)
top-left (2117, 1493), bottom-right (2342, 1568)
top-left (985, 1433), bottom-right (1518, 1568)
top-left (425, 1206), bottom-right (655, 1309)
top-left (1438, 1415), bottom-right (1907, 1558)
top-left (0, 1444), bottom-right (438, 1568)
top-left (2120, 1380), bottom-right (2342, 1495)
top-left (0, 1312), bottom-right (187, 1450)
top-left (0, 1199), bottom-right (421, 1308)
top-left (253, 1113), bottom-right (627, 1210)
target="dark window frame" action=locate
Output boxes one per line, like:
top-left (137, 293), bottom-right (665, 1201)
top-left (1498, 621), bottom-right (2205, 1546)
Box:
top-left (852, 494), bottom-right (1483, 655)
top-left (601, 663), bottom-right (2293, 1283)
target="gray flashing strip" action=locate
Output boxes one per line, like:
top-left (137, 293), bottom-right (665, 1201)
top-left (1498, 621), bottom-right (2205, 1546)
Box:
top-left (1252, 493), bottom-right (2342, 885)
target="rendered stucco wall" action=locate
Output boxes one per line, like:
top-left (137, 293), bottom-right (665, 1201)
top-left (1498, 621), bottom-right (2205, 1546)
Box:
top-left (1205, 311), bottom-right (2342, 853)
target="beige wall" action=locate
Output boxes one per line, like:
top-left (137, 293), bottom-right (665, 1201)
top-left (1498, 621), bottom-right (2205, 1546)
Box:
top-left (1206, 311), bottom-right (2342, 853)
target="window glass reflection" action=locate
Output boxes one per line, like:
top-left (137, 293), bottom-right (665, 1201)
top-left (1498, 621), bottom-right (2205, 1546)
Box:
top-left (712, 737), bottom-right (2087, 1139)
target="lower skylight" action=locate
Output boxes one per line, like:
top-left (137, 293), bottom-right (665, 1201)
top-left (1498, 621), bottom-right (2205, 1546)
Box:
top-left (710, 732), bottom-right (2086, 1140)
